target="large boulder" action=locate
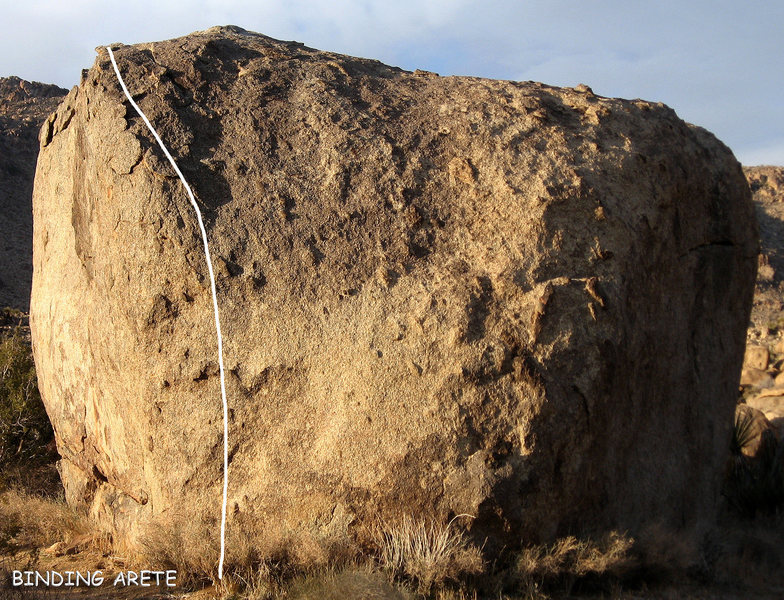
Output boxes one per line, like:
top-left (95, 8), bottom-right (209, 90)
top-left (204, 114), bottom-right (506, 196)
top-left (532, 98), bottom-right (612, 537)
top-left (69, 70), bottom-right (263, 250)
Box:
top-left (0, 77), bottom-right (66, 310)
top-left (31, 26), bottom-right (758, 560)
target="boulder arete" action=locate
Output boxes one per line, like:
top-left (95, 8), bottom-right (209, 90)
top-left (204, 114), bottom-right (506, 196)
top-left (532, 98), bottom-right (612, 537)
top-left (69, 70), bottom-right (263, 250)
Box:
top-left (31, 27), bottom-right (758, 560)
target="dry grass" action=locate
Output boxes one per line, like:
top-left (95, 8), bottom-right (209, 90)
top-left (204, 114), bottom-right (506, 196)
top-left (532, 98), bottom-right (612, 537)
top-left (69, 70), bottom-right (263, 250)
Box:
top-left (0, 487), bottom-right (89, 553)
top-left (287, 564), bottom-right (413, 600)
top-left (705, 513), bottom-right (784, 594)
top-left (137, 509), bottom-right (364, 595)
top-left (515, 531), bottom-right (636, 596)
top-left (376, 516), bottom-right (483, 593)
top-left (632, 524), bottom-right (701, 581)
top-left (174, 523), bottom-right (639, 599)
top-left (0, 465), bottom-right (775, 600)
top-left (516, 531), bottom-right (634, 578)
top-left (2, 495), bottom-right (780, 600)
top-left (137, 512), bottom-right (224, 587)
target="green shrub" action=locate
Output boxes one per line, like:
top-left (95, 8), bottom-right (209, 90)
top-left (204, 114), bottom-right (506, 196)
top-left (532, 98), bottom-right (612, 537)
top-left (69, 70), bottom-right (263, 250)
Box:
top-left (0, 321), bottom-right (54, 470)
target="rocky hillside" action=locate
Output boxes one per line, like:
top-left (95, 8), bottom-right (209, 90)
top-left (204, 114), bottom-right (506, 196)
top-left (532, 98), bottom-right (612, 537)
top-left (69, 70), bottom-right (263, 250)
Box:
top-left (29, 26), bottom-right (757, 563)
top-left (740, 166), bottom-right (784, 434)
top-left (746, 166), bottom-right (784, 314)
top-left (0, 77), bottom-right (67, 311)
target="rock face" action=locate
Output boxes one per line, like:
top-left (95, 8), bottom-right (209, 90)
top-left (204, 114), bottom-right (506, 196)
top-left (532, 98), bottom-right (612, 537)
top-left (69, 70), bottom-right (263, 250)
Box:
top-left (31, 27), bottom-right (758, 560)
top-left (0, 77), bottom-right (67, 310)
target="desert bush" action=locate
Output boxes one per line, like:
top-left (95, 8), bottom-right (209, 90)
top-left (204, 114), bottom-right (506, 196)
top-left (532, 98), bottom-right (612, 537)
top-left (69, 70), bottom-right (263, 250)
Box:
top-left (705, 512), bottom-right (784, 594)
top-left (376, 516), bottom-right (483, 593)
top-left (514, 531), bottom-right (635, 595)
top-left (0, 319), bottom-right (54, 471)
top-left (630, 524), bottom-right (701, 582)
top-left (0, 307), bottom-right (25, 327)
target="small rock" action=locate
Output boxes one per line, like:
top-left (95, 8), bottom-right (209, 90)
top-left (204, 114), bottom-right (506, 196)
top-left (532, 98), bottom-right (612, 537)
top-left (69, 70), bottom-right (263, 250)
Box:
top-left (575, 83), bottom-right (594, 94)
top-left (774, 338), bottom-right (784, 356)
top-left (740, 367), bottom-right (774, 388)
top-left (744, 344), bottom-right (770, 370)
top-left (44, 541), bottom-right (67, 556)
top-left (448, 157), bottom-right (476, 185)
top-left (758, 263), bottom-right (775, 281)
top-left (746, 393), bottom-right (784, 439)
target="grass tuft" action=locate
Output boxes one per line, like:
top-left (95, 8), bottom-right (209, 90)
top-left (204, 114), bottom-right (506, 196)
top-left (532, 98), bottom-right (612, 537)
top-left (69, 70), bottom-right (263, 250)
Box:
top-left (376, 515), bottom-right (483, 593)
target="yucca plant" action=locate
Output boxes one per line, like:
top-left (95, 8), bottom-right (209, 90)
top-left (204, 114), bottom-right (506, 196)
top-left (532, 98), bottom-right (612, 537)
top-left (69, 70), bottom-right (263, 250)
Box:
top-left (724, 409), bottom-right (784, 517)
top-left (730, 408), bottom-right (757, 456)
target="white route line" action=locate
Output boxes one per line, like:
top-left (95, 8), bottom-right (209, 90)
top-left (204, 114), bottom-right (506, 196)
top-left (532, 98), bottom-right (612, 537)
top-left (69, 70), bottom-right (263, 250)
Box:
top-left (106, 46), bottom-right (230, 580)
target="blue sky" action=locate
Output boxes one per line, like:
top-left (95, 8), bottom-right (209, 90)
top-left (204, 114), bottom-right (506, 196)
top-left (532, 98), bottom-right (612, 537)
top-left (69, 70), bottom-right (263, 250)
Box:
top-left (1, 0), bottom-right (782, 165)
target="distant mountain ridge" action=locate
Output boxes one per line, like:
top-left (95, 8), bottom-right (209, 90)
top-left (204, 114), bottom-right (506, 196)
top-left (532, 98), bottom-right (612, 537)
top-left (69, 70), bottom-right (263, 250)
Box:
top-left (0, 76), bottom-right (67, 310)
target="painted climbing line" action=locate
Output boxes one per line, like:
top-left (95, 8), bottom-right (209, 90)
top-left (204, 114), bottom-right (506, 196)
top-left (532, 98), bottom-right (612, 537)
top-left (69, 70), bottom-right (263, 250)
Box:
top-left (106, 46), bottom-right (230, 580)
